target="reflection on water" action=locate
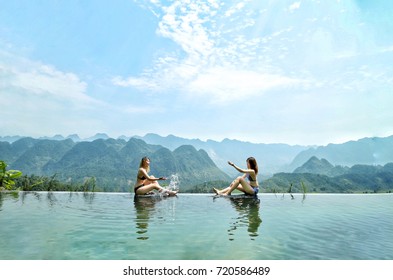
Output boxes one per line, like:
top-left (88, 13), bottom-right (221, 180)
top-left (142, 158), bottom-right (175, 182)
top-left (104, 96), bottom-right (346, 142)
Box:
top-left (134, 196), bottom-right (155, 240)
top-left (1, 192), bottom-right (20, 210)
top-left (132, 194), bottom-right (263, 243)
top-left (133, 195), bottom-right (171, 240)
top-left (82, 192), bottom-right (96, 204)
top-left (18, 191), bottom-right (97, 206)
top-left (226, 197), bottom-right (262, 241)
top-left (1, 193), bottom-right (393, 260)
top-left (21, 191), bottom-right (40, 203)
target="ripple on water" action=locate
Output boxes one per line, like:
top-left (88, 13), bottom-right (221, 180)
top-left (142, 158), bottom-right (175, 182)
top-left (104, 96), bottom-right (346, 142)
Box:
top-left (0, 193), bottom-right (392, 259)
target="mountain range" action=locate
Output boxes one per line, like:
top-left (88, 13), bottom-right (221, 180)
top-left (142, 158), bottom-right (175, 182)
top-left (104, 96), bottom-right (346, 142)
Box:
top-left (2, 133), bottom-right (393, 192)
top-left (0, 133), bottom-right (307, 175)
top-left (289, 135), bottom-right (393, 169)
top-left (0, 137), bottom-right (230, 191)
top-left (136, 133), bottom-right (307, 176)
top-left (264, 156), bottom-right (393, 193)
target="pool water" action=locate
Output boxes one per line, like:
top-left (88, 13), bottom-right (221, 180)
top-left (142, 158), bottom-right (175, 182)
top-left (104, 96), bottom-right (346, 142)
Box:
top-left (0, 192), bottom-right (392, 260)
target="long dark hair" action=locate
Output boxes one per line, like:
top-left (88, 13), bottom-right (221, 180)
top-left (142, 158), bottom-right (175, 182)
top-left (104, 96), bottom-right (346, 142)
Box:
top-left (139, 156), bottom-right (150, 172)
top-left (247, 157), bottom-right (258, 175)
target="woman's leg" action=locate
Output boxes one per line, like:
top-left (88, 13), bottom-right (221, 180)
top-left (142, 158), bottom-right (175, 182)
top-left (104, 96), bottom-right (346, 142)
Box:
top-left (236, 177), bottom-right (255, 195)
top-left (220, 177), bottom-right (241, 195)
top-left (135, 182), bottom-right (162, 195)
top-left (221, 177), bottom-right (255, 196)
top-left (136, 178), bottom-right (178, 196)
top-left (213, 181), bottom-right (235, 195)
top-left (149, 175), bottom-right (178, 195)
top-left (215, 178), bottom-right (239, 195)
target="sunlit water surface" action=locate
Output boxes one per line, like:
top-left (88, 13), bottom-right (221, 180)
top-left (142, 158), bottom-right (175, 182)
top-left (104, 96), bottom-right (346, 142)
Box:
top-left (0, 192), bottom-right (392, 260)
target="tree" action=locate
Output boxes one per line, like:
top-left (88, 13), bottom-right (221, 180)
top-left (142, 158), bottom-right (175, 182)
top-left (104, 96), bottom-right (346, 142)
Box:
top-left (0, 160), bottom-right (22, 190)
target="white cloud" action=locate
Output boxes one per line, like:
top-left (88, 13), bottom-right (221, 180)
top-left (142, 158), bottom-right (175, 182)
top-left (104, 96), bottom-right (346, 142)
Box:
top-left (10, 66), bottom-right (89, 102)
top-left (0, 52), bottom-right (96, 106)
top-left (2, 0), bottom-right (393, 145)
top-left (289, 2), bottom-right (301, 12)
top-left (186, 67), bottom-right (304, 104)
top-left (0, 51), bottom-right (109, 137)
top-left (157, 1), bottom-right (215, 58)
top-left (225, 2), bottom-right (246, 17)
top-left (112, 75), bottom-right (160, 91)
top-left (116, 0), bottom-right (305, 105)
top-left (112, 0), bottom-right (393, 145)
top-left (379, 45), bottom-right (393, 53)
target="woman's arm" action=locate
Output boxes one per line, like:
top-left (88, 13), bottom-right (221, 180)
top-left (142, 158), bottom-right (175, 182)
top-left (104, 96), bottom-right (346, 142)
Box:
top-left (149, 177), bottom-right (166, 181)
top-left (139, 168), bottom-right (166, 181)
top-left (228, 161), bottom-right (254, 174)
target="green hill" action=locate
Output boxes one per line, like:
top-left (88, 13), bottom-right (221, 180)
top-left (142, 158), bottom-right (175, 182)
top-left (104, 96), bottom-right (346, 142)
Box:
top-left (264, 157), bottom-right (393, 193)
top-left (138, 133), bottom-right (308, 175)
top-left (289, 135), bottom-right (393, 170)
top-left (2, 137), bottom-right (230, 192)
top-left (293, 156), bottom-right (348, 176)
top-left (3, 136), bottom-right (393, 193)
top-left (13, 139), bottom-right (74, 175)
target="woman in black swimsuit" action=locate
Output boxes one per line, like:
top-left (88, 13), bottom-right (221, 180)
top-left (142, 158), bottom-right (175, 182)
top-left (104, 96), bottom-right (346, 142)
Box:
top-left (213, 157), bottom-right (259, 196)
top-left (134, 157), bottom-right (177, 196)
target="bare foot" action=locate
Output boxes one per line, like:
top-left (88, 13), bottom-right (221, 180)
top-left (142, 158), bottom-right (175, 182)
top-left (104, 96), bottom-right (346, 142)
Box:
top-left (213, 188), bottom-right (220, 195)
top-left (168, 190), bottom-right (178, 196)
top-left (161, 189), bottom-right (177, 196)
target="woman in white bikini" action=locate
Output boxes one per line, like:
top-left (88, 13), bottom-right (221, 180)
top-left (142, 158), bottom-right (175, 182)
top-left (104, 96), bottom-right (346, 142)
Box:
top-left (214, 157), bottom-right (259, 196)
top-left (134, 157), bottom-right (177, 196)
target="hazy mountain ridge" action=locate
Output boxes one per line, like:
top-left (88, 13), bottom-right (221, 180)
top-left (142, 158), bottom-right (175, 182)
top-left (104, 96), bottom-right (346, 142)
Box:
top-left (0, 133), bottom-right (109, 143)
top-left (1, 137), bottom-right (230, 191)
top-left (264, 157), bottom-right (393, 193)
top-left (293, 156), bottom-right (393, 176)
top-left (293, 156), bottom-right (349, 177)
top-left (1, 133), bottom-right (310, 175)
top-left (3, 133), bottom-right (393, 193)
top-left (137, 133), bottom-right (308, 175)
top-left (289, 135), bottom-right (393, 169)
top-left (136, 134), bottom-right (393, 179)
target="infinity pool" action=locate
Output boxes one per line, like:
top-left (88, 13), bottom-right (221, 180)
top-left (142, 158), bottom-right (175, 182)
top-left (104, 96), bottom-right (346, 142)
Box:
top-left (0, 192), bottom-right (392, 260)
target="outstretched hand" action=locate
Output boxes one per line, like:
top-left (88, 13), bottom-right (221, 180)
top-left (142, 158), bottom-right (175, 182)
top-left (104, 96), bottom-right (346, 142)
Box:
top-left (228, 161), bottom-right (234, 166)
top-left (159, 177), bottom-right (167, 180)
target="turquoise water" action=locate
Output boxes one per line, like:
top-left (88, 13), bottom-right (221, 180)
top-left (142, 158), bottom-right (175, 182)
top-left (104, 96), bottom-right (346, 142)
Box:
top-left (0, 192), bottom-right (392, 260)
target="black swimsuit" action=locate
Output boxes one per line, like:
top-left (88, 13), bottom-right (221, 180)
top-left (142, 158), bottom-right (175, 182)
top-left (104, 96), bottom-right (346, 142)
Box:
top-left (248, 174), bottom-right (256, 182)
top-left (134, 184), bottom-right (144, 193)
top-left (134, 174), bottom-right (147, 193)
top-left (248, 174), bottom-right (259, 195)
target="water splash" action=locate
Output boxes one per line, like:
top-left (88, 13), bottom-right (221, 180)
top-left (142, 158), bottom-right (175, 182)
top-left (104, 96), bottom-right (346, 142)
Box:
top-left (167, 174), bottom-right (180, 192)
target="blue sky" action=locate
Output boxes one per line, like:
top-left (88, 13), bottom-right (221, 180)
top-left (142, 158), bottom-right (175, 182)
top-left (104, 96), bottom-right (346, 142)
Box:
top-left (1, 0), bottom-right (393, 145)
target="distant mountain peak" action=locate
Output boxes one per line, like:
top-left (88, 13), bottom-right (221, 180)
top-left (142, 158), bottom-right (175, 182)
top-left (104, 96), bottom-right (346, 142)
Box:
top-left (66, 134), bottom-right (81, 141)
top-left (289, 134), bottom-right (393, 170)
top-left (94, 133), bottom-right (109, 138)
top-left (293, 156), bottom-right (348, 177)
top-left (38, 135), bottom-right (65, 141)
top-left (306, 156), bottom-right (332, 168)
top-left (85, 133), bottom-right (110, 141)
top-left (294, 156), bottom-right (331, 173)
